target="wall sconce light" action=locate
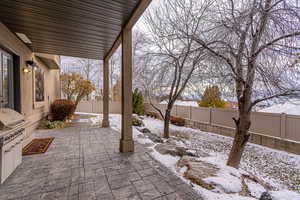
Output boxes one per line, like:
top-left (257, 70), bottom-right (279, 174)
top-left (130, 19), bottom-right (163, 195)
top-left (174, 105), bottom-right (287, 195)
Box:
top-left (23, 60), bottom-right (38, 73)
top-left (23, 67), bottom-right (31, 73)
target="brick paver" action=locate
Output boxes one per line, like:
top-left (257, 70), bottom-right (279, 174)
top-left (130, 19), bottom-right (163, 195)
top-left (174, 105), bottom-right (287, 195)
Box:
top-left (0, 122), bottom-right (202, 200)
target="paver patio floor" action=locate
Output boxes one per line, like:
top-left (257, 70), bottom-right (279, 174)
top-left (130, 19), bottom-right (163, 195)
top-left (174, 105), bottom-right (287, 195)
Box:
top-left (0, 122), bottom-right (202, 200)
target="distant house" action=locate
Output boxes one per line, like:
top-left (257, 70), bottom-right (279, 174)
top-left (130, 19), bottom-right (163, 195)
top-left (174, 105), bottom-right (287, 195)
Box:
top-left (225, 101), bottom-right (238, 109)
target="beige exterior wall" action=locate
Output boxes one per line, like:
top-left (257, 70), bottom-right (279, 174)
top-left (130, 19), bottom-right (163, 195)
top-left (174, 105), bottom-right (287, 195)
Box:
top-left (0, 22), bottom-right (61, 145)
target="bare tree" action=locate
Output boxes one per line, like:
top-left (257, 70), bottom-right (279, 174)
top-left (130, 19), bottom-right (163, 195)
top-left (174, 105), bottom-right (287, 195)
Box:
top-left (144, 0), bottom-right (210, 138)
top-left (184, 0), bottom-right (300, 168)
top-left (77, 58), bottom-right (101, 100)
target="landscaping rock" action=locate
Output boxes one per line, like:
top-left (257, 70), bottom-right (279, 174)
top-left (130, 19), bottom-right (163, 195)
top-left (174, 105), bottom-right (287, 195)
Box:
top-left (147, 133), bottom-right (164, 143)
top-left (166, 137), bottom-right (187, 147)
top-left (132, 114), bottom-right (145, 126)
top-left (170, 130), bottom-right (191, 139)
top-left (154, 143), bottom-right (197, 157)
top-left (155, 143), bottom-right (178, 156)
top-left (259, 192), bottom-right (273, 200)
top-left (177, 156), bottom-right (219, 190)
top-left (138, 127), bottom-right (151, 134)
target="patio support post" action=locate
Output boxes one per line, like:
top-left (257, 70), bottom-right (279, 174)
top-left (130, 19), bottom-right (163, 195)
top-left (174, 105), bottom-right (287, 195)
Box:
top-left (120, 27), bottom-right (134, 152)
top-left (102, 57), bottom-right (110, 127)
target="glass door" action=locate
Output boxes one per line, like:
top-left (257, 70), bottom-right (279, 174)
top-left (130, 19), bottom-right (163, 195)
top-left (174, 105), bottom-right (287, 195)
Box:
top-left (0, 48), bottom-right (13, 109)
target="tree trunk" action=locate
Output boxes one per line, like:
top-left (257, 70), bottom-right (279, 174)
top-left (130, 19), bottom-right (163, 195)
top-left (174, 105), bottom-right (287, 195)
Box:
top-left (227, 111), bottom-right (251, 168)
top-left (163, 109), bottom-right (171, 138)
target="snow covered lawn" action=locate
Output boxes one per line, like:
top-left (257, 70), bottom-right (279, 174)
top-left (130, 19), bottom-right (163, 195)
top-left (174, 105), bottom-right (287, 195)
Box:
top-left (76, 112), bottom-right (300, 200)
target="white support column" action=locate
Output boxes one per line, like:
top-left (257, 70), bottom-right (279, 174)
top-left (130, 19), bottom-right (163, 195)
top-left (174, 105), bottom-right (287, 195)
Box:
top-left (102, 57), bottom-right (110, 127)
top-left (120, 27), bottom-right (134, 152)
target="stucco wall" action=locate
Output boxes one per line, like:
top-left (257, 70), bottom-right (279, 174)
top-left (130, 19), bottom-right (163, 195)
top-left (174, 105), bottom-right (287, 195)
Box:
top-left (0, 22), bottom-right (61, 145)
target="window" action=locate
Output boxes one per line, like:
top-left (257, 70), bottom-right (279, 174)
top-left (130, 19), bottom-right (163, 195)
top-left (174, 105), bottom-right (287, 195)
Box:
top-left (34, 67), bottom-right (45, 102)
top-left (0, 48), bottom-right (13, 109)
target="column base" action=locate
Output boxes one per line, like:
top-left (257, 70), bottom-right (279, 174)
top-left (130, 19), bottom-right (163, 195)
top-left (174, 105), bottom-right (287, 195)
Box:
top-left (102, 119), bottom-right (110, 127)
top-left (119, 139), bottom-right (134, 153)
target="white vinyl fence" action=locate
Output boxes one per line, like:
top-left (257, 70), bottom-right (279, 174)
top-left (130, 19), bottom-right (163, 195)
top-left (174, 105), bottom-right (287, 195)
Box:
top-left (76, 101), bottom-right (121, 114)
top-left (76, 101), bottom-right (300, 143)
top-left (144, 103), bottom-right (300, 142)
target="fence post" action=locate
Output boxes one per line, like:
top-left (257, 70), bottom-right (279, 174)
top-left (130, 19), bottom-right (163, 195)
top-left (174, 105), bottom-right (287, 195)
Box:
top-left (280, 113), bottom-right (287, 139)
top-left (209, 107), bottom-right (212, 125)
top-left (175, 105), bottom-right (178, 116)
top-left (189, 106), bottom-right (192, 120)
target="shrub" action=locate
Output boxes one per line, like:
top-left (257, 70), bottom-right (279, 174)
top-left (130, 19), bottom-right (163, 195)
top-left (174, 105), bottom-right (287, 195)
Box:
top-left (198, 86), bottom-right (226, 108)
top-left (146, 111), bottom-right (163, 120)
top-left (170, 116), bottom-right (185, 126)
top-left (133, 88), bottom-right (144, 115)
top-left (42, 120), bottom-right (65, 129)
top-left (51, 99), bottom-right (75, 121)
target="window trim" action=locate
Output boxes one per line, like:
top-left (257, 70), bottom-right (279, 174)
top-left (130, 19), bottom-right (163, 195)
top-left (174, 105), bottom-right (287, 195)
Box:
top-left (0, 48), bottom-right (14, 109)
top-left (32, 65), bottom-right (46, 109)
top-left (0, 44), bottom-right (21, 113)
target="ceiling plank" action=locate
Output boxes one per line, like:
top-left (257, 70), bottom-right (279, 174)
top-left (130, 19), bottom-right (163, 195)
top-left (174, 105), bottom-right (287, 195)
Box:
top-left (0, 0), bottom-right (149, 60)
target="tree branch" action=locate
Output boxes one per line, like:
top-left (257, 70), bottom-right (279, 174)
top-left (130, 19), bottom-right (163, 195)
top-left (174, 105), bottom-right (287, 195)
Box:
top-left (255, 32), bottom-right (300, 56)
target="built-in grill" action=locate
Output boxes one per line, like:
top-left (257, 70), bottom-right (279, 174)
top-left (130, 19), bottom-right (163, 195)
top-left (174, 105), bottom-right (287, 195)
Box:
top-left (0, 108), bottom-right (29, 184)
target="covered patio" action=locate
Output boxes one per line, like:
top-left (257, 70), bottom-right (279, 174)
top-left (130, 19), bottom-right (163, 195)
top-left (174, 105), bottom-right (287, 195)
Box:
top-left (0, 0), bottom-right (151, 152)
top-left (0, 116), bottom-right (201, 200)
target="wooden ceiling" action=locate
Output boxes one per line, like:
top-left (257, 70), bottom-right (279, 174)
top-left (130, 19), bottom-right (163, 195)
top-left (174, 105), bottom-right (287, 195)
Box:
top-left (0, 0), bottom-right (141, 59)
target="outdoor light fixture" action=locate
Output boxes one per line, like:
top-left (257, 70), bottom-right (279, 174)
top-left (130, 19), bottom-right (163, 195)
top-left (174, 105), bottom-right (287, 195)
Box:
top-left (23, 60), bottom-right (38, 73)
top-left (16, 32), bottom-right (32, 44)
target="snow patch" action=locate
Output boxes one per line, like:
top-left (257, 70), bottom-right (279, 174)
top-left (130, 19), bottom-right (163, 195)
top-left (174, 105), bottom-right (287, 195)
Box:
top-left (270, 190), bottom-right (300, 200)
top-left (245, 178), bottom-right (266, 198)
top-left (260, 100), bottom-right (300, 115)
top-left (160, 100), bottom-right (199, 107)
top-left (149, 146), bottom-right (180, 172)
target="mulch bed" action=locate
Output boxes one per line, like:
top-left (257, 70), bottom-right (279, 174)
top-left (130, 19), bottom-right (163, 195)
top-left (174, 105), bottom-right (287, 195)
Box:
top-left (22, 138), bottom-right (54, 156)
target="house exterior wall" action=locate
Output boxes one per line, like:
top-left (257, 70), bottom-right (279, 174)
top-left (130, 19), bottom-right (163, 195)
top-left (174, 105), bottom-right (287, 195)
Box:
top-left (0, 22), bottom-right (61, 145)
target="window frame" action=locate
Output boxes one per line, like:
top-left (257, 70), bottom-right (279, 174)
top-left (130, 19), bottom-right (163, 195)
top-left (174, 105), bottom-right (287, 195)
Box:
top-left (0, 48), bottom-right (14, 109)
top-left (32, 65), bottom-right (46, 109)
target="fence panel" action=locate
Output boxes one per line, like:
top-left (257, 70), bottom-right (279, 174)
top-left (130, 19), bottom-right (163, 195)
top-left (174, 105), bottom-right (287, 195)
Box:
top-left (76, 101), bottom-right (93, 113)
top-left (286, 114), bottom-right (300, 141)
top-left (250, 112), bottom-right (281, 138)
top-left (176, 105), bottom-right (190, 119)
top-left (76, 101), bottom-right (121, 114)
top-left (92, 101), bottom-right (102, 113)
top-left (110, 102), bottom-right (122, 114)
top-left (191, 107), bottom-right (210, 123)
top-left (211, 108), bottom-right (237, 128)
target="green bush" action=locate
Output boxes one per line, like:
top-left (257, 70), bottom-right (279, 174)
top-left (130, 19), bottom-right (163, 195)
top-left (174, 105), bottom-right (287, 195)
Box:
top-left (42, 120), bottom-right (65, 129)
top-left (51, 99), bottom-right (75, 121)
top-left (133, 88), bottom-right (144, 115)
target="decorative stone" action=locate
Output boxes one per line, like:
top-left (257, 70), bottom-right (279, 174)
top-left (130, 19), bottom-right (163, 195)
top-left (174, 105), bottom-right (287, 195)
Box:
top-left (155, 143), bottom-right (178, 156)
top-left (138, 128), bottom-right (151, 134)
top-left (154, 143), bottom-right (196, 157)
top-left (147, 133), bottom-right (164, 143)
top-left (259, 192), bottom-right (273, 200)
top-left (177, 156), bottom-right (219, 190)
top-left (132, 114), bottom-right (145, 127)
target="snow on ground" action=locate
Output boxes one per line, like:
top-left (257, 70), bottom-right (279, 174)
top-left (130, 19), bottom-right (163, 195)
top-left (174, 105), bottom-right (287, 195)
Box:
top-left (141, 117), bottom-right (300, 197)
top-left (76, 112), bottom-right (154, 145)
top-left (75, 112), bottom-right (300, 199)
top-left (160, 100), bottom-right (199, 107)
top-left (260, 100), bottom-right (300, 115)
top-left (270, 190), bottom-right (300, 200)
top-left (149, 147), bottom-right (180, 172)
